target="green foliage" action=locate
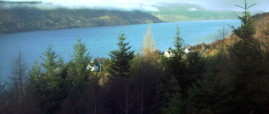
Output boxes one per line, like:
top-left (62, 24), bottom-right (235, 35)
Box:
top-left (185, 52), bottom-right (204, 80)
top-left (29, 47), bottom-right (67, 114)
top-left (159, 74), bottom-right (185, 114)
top-left (229, 39), bottom-right (263, 75)
top-left (227, 3), bottom-right (269, 113)
top-left (188, 74), bottom-right (232, 114)
top-left (163, 92), bottom-right (184, 114)
top-left (159, 27), bottom-right (189, 113)
top-left (66, 39), bottom-right (92, 113)
top-left (163, 26), bottom-right (187, 97)
top-left (109, 33), bottom-right (134, 79)
top-left (164, 26), bottom-right (185, 76)
top-left (234, 11), bottom-right (255, 41)
top-left (40, 47), bottom-right (64, 78)
top-left (2, 2), bottom-right (269, 113)
top-left (174, 26), bottom-right (184, 55)
top-left (187, 51), bottom-right (231, 114)
top-left (68, 39), bottom-right (91, 80)
top-left (29, 62), bottom-right (41, 82)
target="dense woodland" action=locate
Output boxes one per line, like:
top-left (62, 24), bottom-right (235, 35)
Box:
top-left (0, 7), bottom-right (162, 33)
top-left (1, 3), bottom-right (269, 114)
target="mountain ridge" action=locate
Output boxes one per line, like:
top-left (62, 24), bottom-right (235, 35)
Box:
top-left (0, 7), bottom-right (163, 33)
top-left (148, 3), bottom-right (263, 22)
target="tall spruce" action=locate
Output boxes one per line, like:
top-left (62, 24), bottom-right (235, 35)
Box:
top-left (29, 47), bottom-right (67, 114)
top-left (166, 26), bottom-right (186, 97)
top-left (68, 39), bottom-right (91, 80)
top-left (109, 33), bottom-right (134, 79)
top-left (228, 1), bottom-right (267, 113)
top-left (160, 26), bottom-right (187, 113)
top-left (229, 2), bottom-right (262, 75)
top-left (188, 53), bottom-right (232, 114)
top-left (67, 39), bottom-right (91, 113)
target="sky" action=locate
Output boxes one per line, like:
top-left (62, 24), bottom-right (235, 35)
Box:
top-left (5, 0), bottom-right (269, 11)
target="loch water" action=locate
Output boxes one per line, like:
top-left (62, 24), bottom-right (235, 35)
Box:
top-left (0, 20), bottom-right (240, 81)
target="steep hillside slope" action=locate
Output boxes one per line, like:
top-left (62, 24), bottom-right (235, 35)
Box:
top-left (193, 12), bottom-right (269, 56)
top-left (0, 7), bottom-right (162, 33)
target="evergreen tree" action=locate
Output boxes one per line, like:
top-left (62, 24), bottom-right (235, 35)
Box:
top-left (173, 26), bottom-right (184, 57)
top-left (188, 74), bottom-right (232, 114)
top-left (228, 1), bottom-right (268, 113)
top-left (188, 53), bottom-right (232, 114)
top-left (160, 26), bottom-right (187, 113)
top-left (67, 39), bottom-right (91, 113)
top-left (109, 33), bottom-right (134, 79)
top-left (29, 47), bottom-right (67, 114)
top-left (164, 26), bottom-right (187, 97)
top-left (68, 39), bottom-right (91, 80)
top-left (161, 75), bottom-right (185, 114)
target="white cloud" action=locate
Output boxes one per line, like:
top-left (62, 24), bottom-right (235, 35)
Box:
top-left (6, 0), bottom-right (269, 11)
top-left (189, 7), bottom-right (197, 11)
top-left (43, 0), bottom-right (159, 11)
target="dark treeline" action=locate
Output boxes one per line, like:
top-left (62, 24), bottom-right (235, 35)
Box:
top-left (1, 3), bottom-right (269, 114)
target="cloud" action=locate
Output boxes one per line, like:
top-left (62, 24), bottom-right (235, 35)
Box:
top-left (189, 7), bottom-right (197, 11)
top-left (191, 0), bottom-right (269, 11)
top-left (43, 0), bottom-right (160, 11)
top-left (6, 0), bottom-right (269, 11)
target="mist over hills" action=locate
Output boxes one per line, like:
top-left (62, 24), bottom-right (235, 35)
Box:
top-left (0, 1), bottom-right (265, 33)
top-left (149, 3), bottom-right (241, 21)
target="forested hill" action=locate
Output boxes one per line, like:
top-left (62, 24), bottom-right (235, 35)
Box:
top-left (148, 3), bottom-right (239, 22)
top-left (0, 7), bottom-right (163, 33)
top-left (200, 12), bottom-right (269, 56)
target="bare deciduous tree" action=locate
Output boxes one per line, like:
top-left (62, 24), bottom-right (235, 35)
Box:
top-left (10, 52), bottom-right (27, 113)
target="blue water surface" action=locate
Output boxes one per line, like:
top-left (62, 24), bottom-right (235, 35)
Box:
top-left (0, 20), bottom-right (240, 81)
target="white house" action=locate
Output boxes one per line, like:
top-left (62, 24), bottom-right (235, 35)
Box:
top-left (87, 64), bottom-right (99, 72)
top-left (184, 48), bottom-right (191, 54)
top-left (164, 49), bottom-right (174, 57)
top-left (164, 47), bottom-right (192, 57)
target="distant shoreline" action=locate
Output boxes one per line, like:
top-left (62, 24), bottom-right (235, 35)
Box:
top-left (0, 7), bottom-right (163, 34)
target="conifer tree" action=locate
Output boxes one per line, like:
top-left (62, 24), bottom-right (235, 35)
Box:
top-left (109, 33), bottom-right (134, 79)
top-left (161, 75), bottom-right (185, 114)
top-left (67, 39), bottom-right (91, 113)
top-left (229, 0), bottom-right (262, 86)
top-left (165, 26), bottom-right (187, 97)
top-left (188, 53), bottom-right (232, 114)
top-left (29, 47), bottom-right (67, 114)
top-left (173, 26), bottom-right (184, 57)
top-left (228, 1), bottom-right (267, 113)
top-left (160, 26), bottom-right (187, 113)
top-left (68, 39), bottom-right (91, 80)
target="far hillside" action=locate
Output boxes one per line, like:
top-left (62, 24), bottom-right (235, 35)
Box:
top-left (198, 12), bottom-right (269, 56)
top-left (149, 3), bottom-right (240, 22)
top-left (0, 7), bottom-right (162, 33)
top-left (148, 3), bottom-right (264, 22)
